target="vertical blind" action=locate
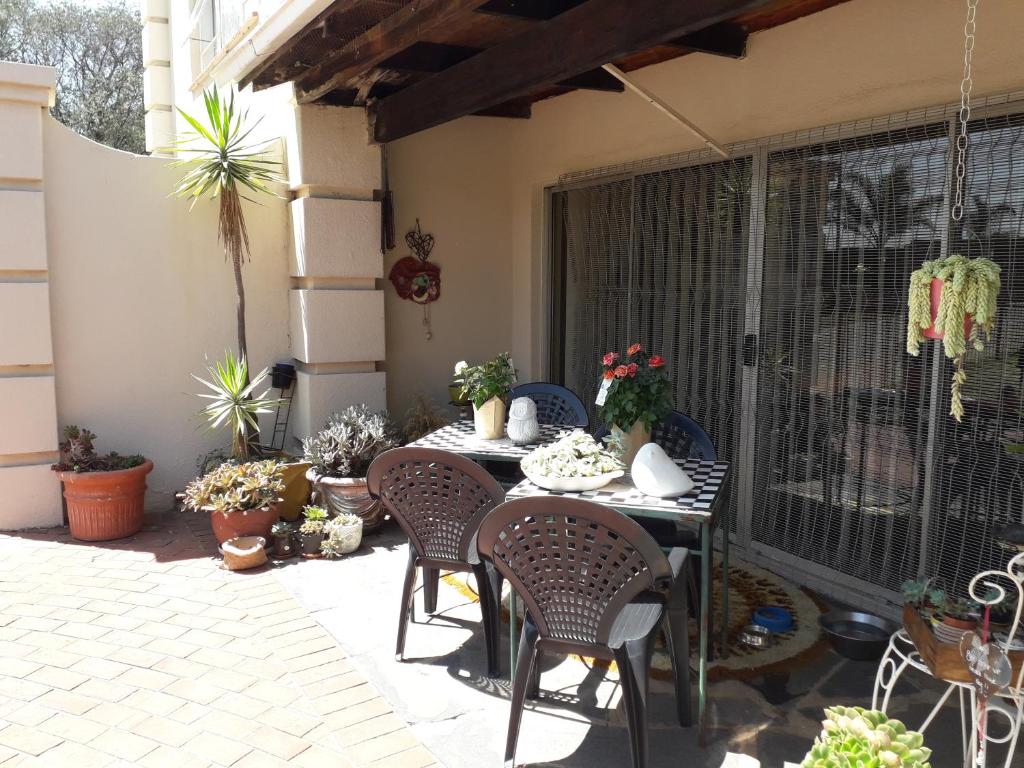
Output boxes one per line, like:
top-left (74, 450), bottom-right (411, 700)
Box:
top-left (552, 101), bottom-right (1024, 603)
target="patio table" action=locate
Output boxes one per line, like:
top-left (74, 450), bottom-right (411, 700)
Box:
top-left (505, 457), bottom-right (731, 743)
top-left (406, 420), bottom-right (572, 463)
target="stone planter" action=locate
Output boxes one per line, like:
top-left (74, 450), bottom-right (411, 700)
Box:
top-left (306, 470), bottom-right (383, 533)
top-left (612, 421), bottom-right (652, 469)
top-left (209, 504), bottom-right (279, 545)
top-left (58, 459), bottom-right (153, 542)
top-left (327, 518), bottom-right (363, 555)
top-left (473, 396), bottom-right (506, 440)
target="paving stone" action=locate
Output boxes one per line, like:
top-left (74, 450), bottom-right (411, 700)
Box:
top-left (36, 711), bottom-right (107, 743)
top-left (345, 729), bottom-right (420, 765)
top-left (26, 665), bottom-right (90, 690)
top-left (133, 715), bottom-right (203, 748)
top-left (69, 657), bottom-right (130, 680)
top-left (249, 726), bottom-right (310, 761)
top-left (34, 739), bottom-right (115, 768)
top-left (89, 729), bottom-right (159, 762)
top-left (333, 713), bottom-right (407, 748)
top-left (183, 731), bottom-right (252, 766)
top-left (0, 723), bottom-right (64, 756)
top-left (368, 746), bottom-right (438, 768)
top-left (232, 749), bottom-right (293, 768)
top-left (0, 657), bottom-right (41, 678)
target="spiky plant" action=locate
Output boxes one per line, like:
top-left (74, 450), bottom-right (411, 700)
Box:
top-left (193, 351), bottom-right (281, 461)
top-left (802, 707), bottom-right (931, 768)
top-left (169, 86), bottom-right (282, 364)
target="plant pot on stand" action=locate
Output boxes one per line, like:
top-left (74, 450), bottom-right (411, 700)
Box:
top-left (612, 421), bottom-right (652, 468)
top-left (306, 470), bottom-right (384, 533)
top-left (59, 459), bottom-right (154, 542)
top-left (473, 396), bottom-right (506, 440)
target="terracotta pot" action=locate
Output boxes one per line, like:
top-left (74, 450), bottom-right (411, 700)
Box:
top-left (941, 613), bottom-right (977, 631)
top-left (922, 278), bottom-right (973, 341)
top-left (612, 422), bottom-right (652, 468)
top-left (473, 396), bottom-right (506, 440)
top-left (209, 504), bottom-right (279, 545)
top-left (307, 470), bottom-right (383, 533)
top-left (59, 459), bottom-right (153, 542)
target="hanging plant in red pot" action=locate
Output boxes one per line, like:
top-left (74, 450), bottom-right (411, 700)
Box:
top-left (906, 254), bottom-right (1000, 421)
top-left (52, 426), bottom-right (152, 542)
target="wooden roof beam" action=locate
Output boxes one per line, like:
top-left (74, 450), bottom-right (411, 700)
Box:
top-left (669, 21), bottom-right (748, 59)
top-left (370, 0), bottom-right (774, 143)
top-left (295, 0), bottom-right (492, 104)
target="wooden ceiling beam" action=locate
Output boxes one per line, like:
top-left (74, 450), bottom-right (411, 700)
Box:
top-left (370, 0), bottom-right (775, 143)
top-left (669, 21), bottom-right (748, 58)
top-left (476, 0), bottom-right (586, 21)
top-left (295, 0), bottom-right (492, 104)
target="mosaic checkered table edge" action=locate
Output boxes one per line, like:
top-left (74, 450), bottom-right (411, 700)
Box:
top-left (507, 458), bottom-right (729, 520)
top-left (407, 421), bottom-right (571, 460)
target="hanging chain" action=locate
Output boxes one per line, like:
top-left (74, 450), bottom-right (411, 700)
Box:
top-left (952, 0), bottom-right (979, 222)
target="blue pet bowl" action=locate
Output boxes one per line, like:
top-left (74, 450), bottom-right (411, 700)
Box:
top-left (752, 606), bottom-right (794, 633)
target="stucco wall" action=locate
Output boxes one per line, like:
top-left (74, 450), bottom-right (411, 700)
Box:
top-left (44, 119), bottom-right (290, 510)
top-left (385, 0), bottom-right (1024, 415)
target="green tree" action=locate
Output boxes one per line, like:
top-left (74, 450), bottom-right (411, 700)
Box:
top-left (0, 0), bottom-right (144, 154)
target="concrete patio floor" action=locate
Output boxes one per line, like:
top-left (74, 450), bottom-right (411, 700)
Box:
top-left (0, 511), bottom-right (998, 768)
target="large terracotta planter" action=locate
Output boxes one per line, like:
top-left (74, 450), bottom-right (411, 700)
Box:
top-left (59, 459), bottom-right (153, 542)
top-left (612, 422), bottom-right (652, 469)
top-left (209, 504), bottom-right (279, 545)
top-left (922, 278), bottom-right (972, 340)
top-left (473, 396), bottom-right (506, 440)
top-left (276, 461), bottom-right (312, 522)
top-left (307, 470), bottom-right (383, 533)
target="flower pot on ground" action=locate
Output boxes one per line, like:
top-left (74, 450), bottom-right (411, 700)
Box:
top-left (184, 460), bottom-right (285, 545)
top-left (320, 513), bottom-right (363, 558)
top-left (597, 344), bottom-right (672, 467)
top-left (269, 522), bottom-right (296, 559)
top-left (52, 427), bottom-right (151, 542)
top-left (274, 460), bottom-right (312, 522)
top-left (302, 406), bottom-right (398, 534)
top-left (298, 505), bottom-right (328, 558)
top-left (455, 353), bottom-right (517, 439)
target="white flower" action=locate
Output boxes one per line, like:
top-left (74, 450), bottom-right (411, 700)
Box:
top-left (521, 431), bottom-right (623, 478)
top-left (454, 361), bottom-right (468, 374)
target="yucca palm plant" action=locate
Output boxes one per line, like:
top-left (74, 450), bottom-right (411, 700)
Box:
top-left (170, 86), bottom-right (281, 364)
top-left (193, 352), bottom-right (281, 460)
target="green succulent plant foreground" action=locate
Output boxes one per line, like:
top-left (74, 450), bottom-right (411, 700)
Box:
top-left (802, 707), bottom-right (931, 768)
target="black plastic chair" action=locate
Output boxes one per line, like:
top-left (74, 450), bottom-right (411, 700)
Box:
top-left (367, 447), bottom-right (505, 677)
top-left (478, 497), bottom-right (692, 768)
top-left (510, 382), bottom-right (589, 427)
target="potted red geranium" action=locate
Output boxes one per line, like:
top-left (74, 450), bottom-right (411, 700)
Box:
top-left (598, 344), bottom-right (672, 465)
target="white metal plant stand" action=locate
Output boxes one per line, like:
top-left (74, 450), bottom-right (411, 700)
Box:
top-left (872, 552), bottom-right (1024, 768)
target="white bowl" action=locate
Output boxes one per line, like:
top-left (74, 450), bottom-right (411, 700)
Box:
top-left (521, 465), bottom-right (624, 492)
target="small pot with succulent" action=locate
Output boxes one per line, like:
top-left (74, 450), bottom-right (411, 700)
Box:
top-left (801, 706), bottom-right (931, 767)
top-left (303, 406), bottom-right (398, 533)
top-left (597, 344), bottom-right (672, 466)
top-left (298, 505), bottom-right (328, 558)
top-left (269, 521), bottom-right (297, 559)
top-left (51, 426), bottom-right (152, 542)
top-left (936, 595), bottom-right (979, 631)
top-left (320, 513), bottom-right (363, 558)
top-left (184, 459), bottom-right (285, 544)
top-left (455, 353), bottom-right (517, 440)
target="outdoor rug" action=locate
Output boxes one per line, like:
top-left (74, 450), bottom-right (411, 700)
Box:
top-left (441, 554), bottom-right (828, 682)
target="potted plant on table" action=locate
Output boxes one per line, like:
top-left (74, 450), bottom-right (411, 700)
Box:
top-left (456, 353), bottom-right (517, 440)
top-left (51, 427), bottom-right (152, 542)
top-left (303, 405), bottom-right (398, 533)
top-left (598, 344), bottom-right (672, 466)
top-left (298, 505), bottom-right (328, 558)
top-left (906, 254), bottom-right (1000, 422)
top-left (184, 459), bottom-right (285, 544)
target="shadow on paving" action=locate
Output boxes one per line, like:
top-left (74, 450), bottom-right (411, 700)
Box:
top-left (272, 523), bottom-right (997, 768)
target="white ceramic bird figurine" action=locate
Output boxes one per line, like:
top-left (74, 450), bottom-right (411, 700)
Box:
top-left (507, 397), bottom-right (540, 445)
top-left (631, 442), bottom-right (694, 498)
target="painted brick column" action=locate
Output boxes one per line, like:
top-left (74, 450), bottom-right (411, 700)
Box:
top-left (286, 104), bottom-right (386, 439)
top-left (141, 0), bottom-right (174, 154)
top-left (0, 62), bottom-right (62, 529)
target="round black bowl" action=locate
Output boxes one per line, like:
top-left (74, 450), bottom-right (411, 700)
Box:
top-left (819, 610), bottom-right (898, 661)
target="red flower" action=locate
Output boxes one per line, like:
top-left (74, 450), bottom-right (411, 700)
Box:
top-left (614, 365), bottom-right (629, 378)
top-left (602, 352), bottom-right (619, 366)
top-left (628, 343), bottom-right (642, 356)
top-left (603, 369), bottom-right (615, 381)
top-left (649, 355), bottom-right (665, 368)
top-left (627, 363), bottom-right (638, 377)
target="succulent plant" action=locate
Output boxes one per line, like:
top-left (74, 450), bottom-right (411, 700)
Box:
top-left (270, 521), bottom-right (293, 536)
top-left (302, 406), bottom-right (397, 478)
top-left (319, 514), bottom-right (363, 558)
top-left (802, 707), bottom-right (931, 768)
top-left (51, 426), bottom-right (145, 473)
top-left (184, 459), bottom-right (285, 515)
top-left (302, 505), bottom-right (328, 522)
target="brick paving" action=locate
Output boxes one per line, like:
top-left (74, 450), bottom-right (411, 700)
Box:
top-left (0, 513), bottom-right (441, 768)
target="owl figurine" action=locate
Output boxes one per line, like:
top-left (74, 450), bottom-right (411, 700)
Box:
top-left (507, 397), bottom-right (540, 445)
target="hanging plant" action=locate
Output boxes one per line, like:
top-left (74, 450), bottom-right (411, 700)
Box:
top-left (906, 254), bottom-right (1000, 421)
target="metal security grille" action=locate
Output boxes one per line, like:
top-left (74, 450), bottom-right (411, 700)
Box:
top-left (551, 94), bottom-right (1024, 608)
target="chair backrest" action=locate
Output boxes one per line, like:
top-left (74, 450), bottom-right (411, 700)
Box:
top-left (478, 497), bottom-right (672, 647)
top-left (367, 447), bottom-right (504, 563)
top-left (593, 411), bottom-right (717, 461)
top-left (510, 382), bottom-right (589, 427)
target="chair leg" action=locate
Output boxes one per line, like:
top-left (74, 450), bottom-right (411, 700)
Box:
top-left (422, 567), bottom-right (439, 614)
top-left (527, 650), bottom-right (542, 700)
top-left (472, 562), bottom-right (500, 678)
top-left (505, 618), bottom-right (539, 768)
top-left (617, 631), bottom-right (655, 768)
top-left (395, 548), bottom-right (417, 662)
top-left (665, 574), bottom-right (693, 727)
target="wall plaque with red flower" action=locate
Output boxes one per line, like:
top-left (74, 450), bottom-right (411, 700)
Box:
top-left (389, 220), bottom-right (440, 305)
